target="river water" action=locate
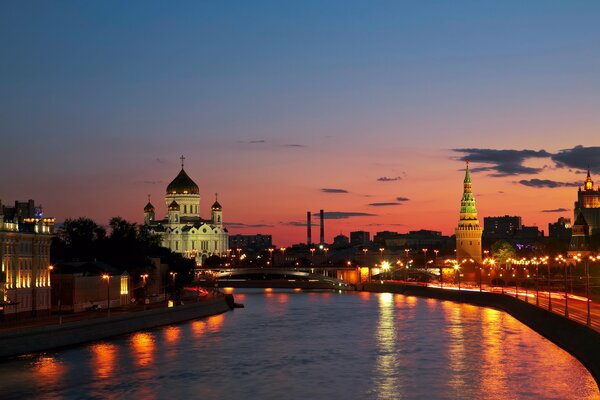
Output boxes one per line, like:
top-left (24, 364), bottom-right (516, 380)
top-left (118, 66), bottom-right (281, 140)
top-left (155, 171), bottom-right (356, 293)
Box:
top-left (0, 289), bottom-right (598, 399)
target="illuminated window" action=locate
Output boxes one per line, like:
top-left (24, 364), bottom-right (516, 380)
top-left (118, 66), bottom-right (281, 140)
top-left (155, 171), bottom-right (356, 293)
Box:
top-left (120, 276), bottom-right (128, 295)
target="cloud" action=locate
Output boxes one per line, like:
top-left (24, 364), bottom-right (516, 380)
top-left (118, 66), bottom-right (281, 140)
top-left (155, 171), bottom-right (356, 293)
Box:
top-left (377, 176), bottom-right (402, 182)
top-left (541, 208), bottom-right (569, 213)
top-left (282, 221), bottom-right (318, 227)
top-left (238, 139), bottom-right (267, 144)
top-left (155, 158), bottom-right (167, 164)
top-left (518, 179), bottom-right (580, 188)
top-left (283, 144), bottom-right (307, 148)
top-left (136, 180), bottom-right (163, 185)
top-left (368, 202), bottom-right (403, 207)
top-left (551, 145), bottom-right (600, 173)
top-left (452, 148), bottom-right (551, 176)
top-left (321, 188), bottom-right (349, 194)
top-left (226, 222), bottom-right (273, 228)
top-left (395, 197), bottom-right (410, 202)
top-left (317, 211), bottom-right (377, 219)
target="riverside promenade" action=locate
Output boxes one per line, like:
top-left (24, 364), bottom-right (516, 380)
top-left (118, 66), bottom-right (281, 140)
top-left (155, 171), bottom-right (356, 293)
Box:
top-left (0, 294), bottom-right (232, 359)
top-left (361, 281), bottom-right (600, 389)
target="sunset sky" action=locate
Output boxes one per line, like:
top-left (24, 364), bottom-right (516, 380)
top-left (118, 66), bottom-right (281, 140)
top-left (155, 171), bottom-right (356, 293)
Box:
top-left (2, 1), bottom-right (600, 245)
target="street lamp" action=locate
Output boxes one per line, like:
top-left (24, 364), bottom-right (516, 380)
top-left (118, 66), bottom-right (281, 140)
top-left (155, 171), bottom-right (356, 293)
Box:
top-left (102, 274), bottom-right (110, 317)
top-left (169, 271), bottom-right (177, 301)
top-left (379, 247), bottom-right (385, 260)
top-left (422, 248), bottom-right (428, 268)
top-left (141, 274), bottom-right (149, 310)
top-left (587, 256), bottom-right (595, 326)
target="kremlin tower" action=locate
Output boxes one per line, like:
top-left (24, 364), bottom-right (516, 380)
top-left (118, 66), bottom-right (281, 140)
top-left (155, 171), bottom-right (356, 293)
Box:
top-left (455, 161), bottom-right (483, 263)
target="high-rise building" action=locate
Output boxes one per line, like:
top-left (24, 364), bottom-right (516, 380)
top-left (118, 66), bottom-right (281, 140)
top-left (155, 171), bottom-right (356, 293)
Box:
top-left (350, 231), bottom-right (370, 246)
top-left (455, 162), bottom-right (482, 263)
top-left (549, 217), bottom-right (572, 241)
top-left (229, 234), bottom-right (273, 252)
top-left (573, 169), bottom-right (600, 236)
top-left (0, 199), bottom-right (55, 319)
top-left (483, 215), bottom-right (522, 239)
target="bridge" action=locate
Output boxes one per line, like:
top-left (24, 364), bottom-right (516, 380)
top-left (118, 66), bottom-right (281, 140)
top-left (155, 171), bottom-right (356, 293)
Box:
top-left (199, 266), bottom-right (354, 290)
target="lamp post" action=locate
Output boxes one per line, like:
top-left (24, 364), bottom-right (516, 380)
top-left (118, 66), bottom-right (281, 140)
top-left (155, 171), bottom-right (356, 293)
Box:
top-left (422, 248), bottom-right (428, 269)
top-left (565, 255), bottom-right (573, 318)
top-left (587, 256), bottom-right (594, 327)
top-left (455, 263), bottom-right (461, 290)
top-left (141, 274), bottom-right (149, 310)
top-left (268, 247), bottom-right (274, 266)
top-left (169, 271), bottom-right (177, 301)
top-left (102, 274), bottom-right (110, 318)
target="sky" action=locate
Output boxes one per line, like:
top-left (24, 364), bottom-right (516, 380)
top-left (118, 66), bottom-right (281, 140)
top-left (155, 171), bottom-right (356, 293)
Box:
top-left (1, 1), bottom-right (600, 245)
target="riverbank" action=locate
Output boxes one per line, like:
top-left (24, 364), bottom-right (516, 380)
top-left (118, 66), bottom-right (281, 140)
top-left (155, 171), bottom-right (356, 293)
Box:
top-left (0, 296), bottom-right (232, 359)
top-left (360, 282), bottom-right (600, 388)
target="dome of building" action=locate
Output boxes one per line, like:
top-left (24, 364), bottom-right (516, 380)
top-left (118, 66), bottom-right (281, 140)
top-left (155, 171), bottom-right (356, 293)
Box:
top-left (168, 200), bottom-right (181, 211)
top-left (212, 200), bottom-right (222, 211)
top-left (166, 168), bottom-right (199, 195)
top-left (144, 202), bottom-right (155, 212)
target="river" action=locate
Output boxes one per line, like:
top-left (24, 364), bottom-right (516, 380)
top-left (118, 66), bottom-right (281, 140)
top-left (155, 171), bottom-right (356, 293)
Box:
top-left (0, 289), bottom-right (598, 399)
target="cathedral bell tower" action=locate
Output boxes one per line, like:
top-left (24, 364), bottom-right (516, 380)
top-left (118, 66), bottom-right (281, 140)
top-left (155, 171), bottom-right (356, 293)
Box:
top-left (211, 193), bottom-right (223, 227)
top-left (455, 161), bottom-right (483, 263)
top-left (143, 195), bottom-right (155, 225)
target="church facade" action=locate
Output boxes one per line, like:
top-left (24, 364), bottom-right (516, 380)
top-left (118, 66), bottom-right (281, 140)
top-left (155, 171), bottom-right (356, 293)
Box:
top-left (144, 157), bottom-right (229, 265)
top-left (455, 162), bottom-right (483, 263)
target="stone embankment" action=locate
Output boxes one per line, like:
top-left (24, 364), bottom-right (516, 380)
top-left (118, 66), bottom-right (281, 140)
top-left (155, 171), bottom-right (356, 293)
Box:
top-left (0, 296), bottom-right (232, 359)
top-left (361, 283), bottom-right (600, 388)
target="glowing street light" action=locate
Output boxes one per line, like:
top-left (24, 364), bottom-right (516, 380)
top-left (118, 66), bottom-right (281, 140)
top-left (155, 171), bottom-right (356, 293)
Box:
top-left (141, 273), bottom-right (149, 310)
top-left (102, 274), bottom-right (110, 317)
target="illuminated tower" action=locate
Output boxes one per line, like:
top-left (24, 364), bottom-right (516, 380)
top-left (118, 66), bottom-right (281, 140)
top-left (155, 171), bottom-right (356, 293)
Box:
top-left (455, 162), bottom-right (482, 263)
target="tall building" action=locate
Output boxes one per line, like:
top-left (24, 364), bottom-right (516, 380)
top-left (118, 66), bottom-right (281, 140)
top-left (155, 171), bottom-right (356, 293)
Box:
top-left (573, 169), bottom-right (600, 236)
top-left (145, 157), bottom-right (229, 265)
top-left (0, 199), bottom-right (55, 319)
top-left (455, 162), bottom-right (482, 263)
top-left (350, 231), bottom-right (370, 246)
top-left (483, 215), bottom-right (522, 239)
top-left (229, 234), bottom-right (272, 252)
top-left (549, 217), bottom-right (572, 241)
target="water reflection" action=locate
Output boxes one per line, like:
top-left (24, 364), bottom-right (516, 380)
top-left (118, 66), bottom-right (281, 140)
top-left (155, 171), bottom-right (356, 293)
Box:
top-left (0, 290), bottom-right (597, 400)
top-left (32, 355), bottom-right (65, 387)
top-left (90, 342), bottom-right (117, 380)
top-left (131, 332), bottom-right (155, 368)
top-left (443, 302), bottom-right (466, 390)
top-left (375, 293), bottom-right (401, 399)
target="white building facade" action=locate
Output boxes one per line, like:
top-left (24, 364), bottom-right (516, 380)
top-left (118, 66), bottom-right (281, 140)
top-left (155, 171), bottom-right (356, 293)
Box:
top-left (144, 158), bottom-right (228, 265)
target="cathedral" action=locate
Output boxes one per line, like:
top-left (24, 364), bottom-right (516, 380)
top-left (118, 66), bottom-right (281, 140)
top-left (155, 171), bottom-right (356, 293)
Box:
top-left (144, 157), bottom-right (229, 265)
top-left (455, 161), bottom-right (483, 263)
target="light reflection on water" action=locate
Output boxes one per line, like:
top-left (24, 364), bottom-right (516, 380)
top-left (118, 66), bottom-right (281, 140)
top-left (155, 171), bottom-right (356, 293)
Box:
top-left (0, 289), bottom-right (598, 400)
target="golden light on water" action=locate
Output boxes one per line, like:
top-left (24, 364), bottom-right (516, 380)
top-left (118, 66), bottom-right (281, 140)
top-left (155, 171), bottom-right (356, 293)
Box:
top-left (131, 332), bottom-right (155, 368)
top-left (90, 342), bottom-right (117, 380)
top-left (33, 356), bottom-right (65, 386)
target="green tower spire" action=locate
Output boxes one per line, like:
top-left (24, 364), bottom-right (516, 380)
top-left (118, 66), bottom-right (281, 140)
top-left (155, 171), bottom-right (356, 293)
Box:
top-left (455, 161), bottom-right (483, 263)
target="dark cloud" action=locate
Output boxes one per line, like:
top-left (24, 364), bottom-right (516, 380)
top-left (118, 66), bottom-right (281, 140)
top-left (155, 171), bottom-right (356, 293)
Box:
top-left (551, 146), bottom-right (600, 173)
top-left (541, 208), bottom-right (569, 213)
top-left (518, 179), bottom-right (580, 188)
top-left (395, 197), bottom-right (410, 202)
top-left (369, 202), bottom-right (403, 207)
top-left (364, 223), bottom-right (406, 227)
top-left (283, 144), bottom-right (307, 148)
top-left (226, 222), bottom-right (273, 228)
top-left (237, 139), bottom-right (266, 144)
top-left (155, 158), bottom-right (167, 164)
top-left (283, 221), bottom-right (318, 227)
top-left (137, 180), bottom-right (163, 185)
top-left (377, 176), bottom-right (402, 182)
top-left (321, 188), bottom-right (349, 194)
top-left (317, 211), bottom-right (377, 219)
top-left (452, 148), bottom-right (551, 176)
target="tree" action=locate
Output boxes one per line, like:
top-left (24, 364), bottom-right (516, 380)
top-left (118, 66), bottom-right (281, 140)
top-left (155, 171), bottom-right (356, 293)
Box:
top-left (54, 217), bottom-right (106, 261)
top-left (491, 240), bottom-right (517, 264)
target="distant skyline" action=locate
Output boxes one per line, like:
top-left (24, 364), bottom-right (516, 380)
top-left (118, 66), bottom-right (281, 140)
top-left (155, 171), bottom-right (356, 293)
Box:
top-left (1, 1), bottom-right (600, 245)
